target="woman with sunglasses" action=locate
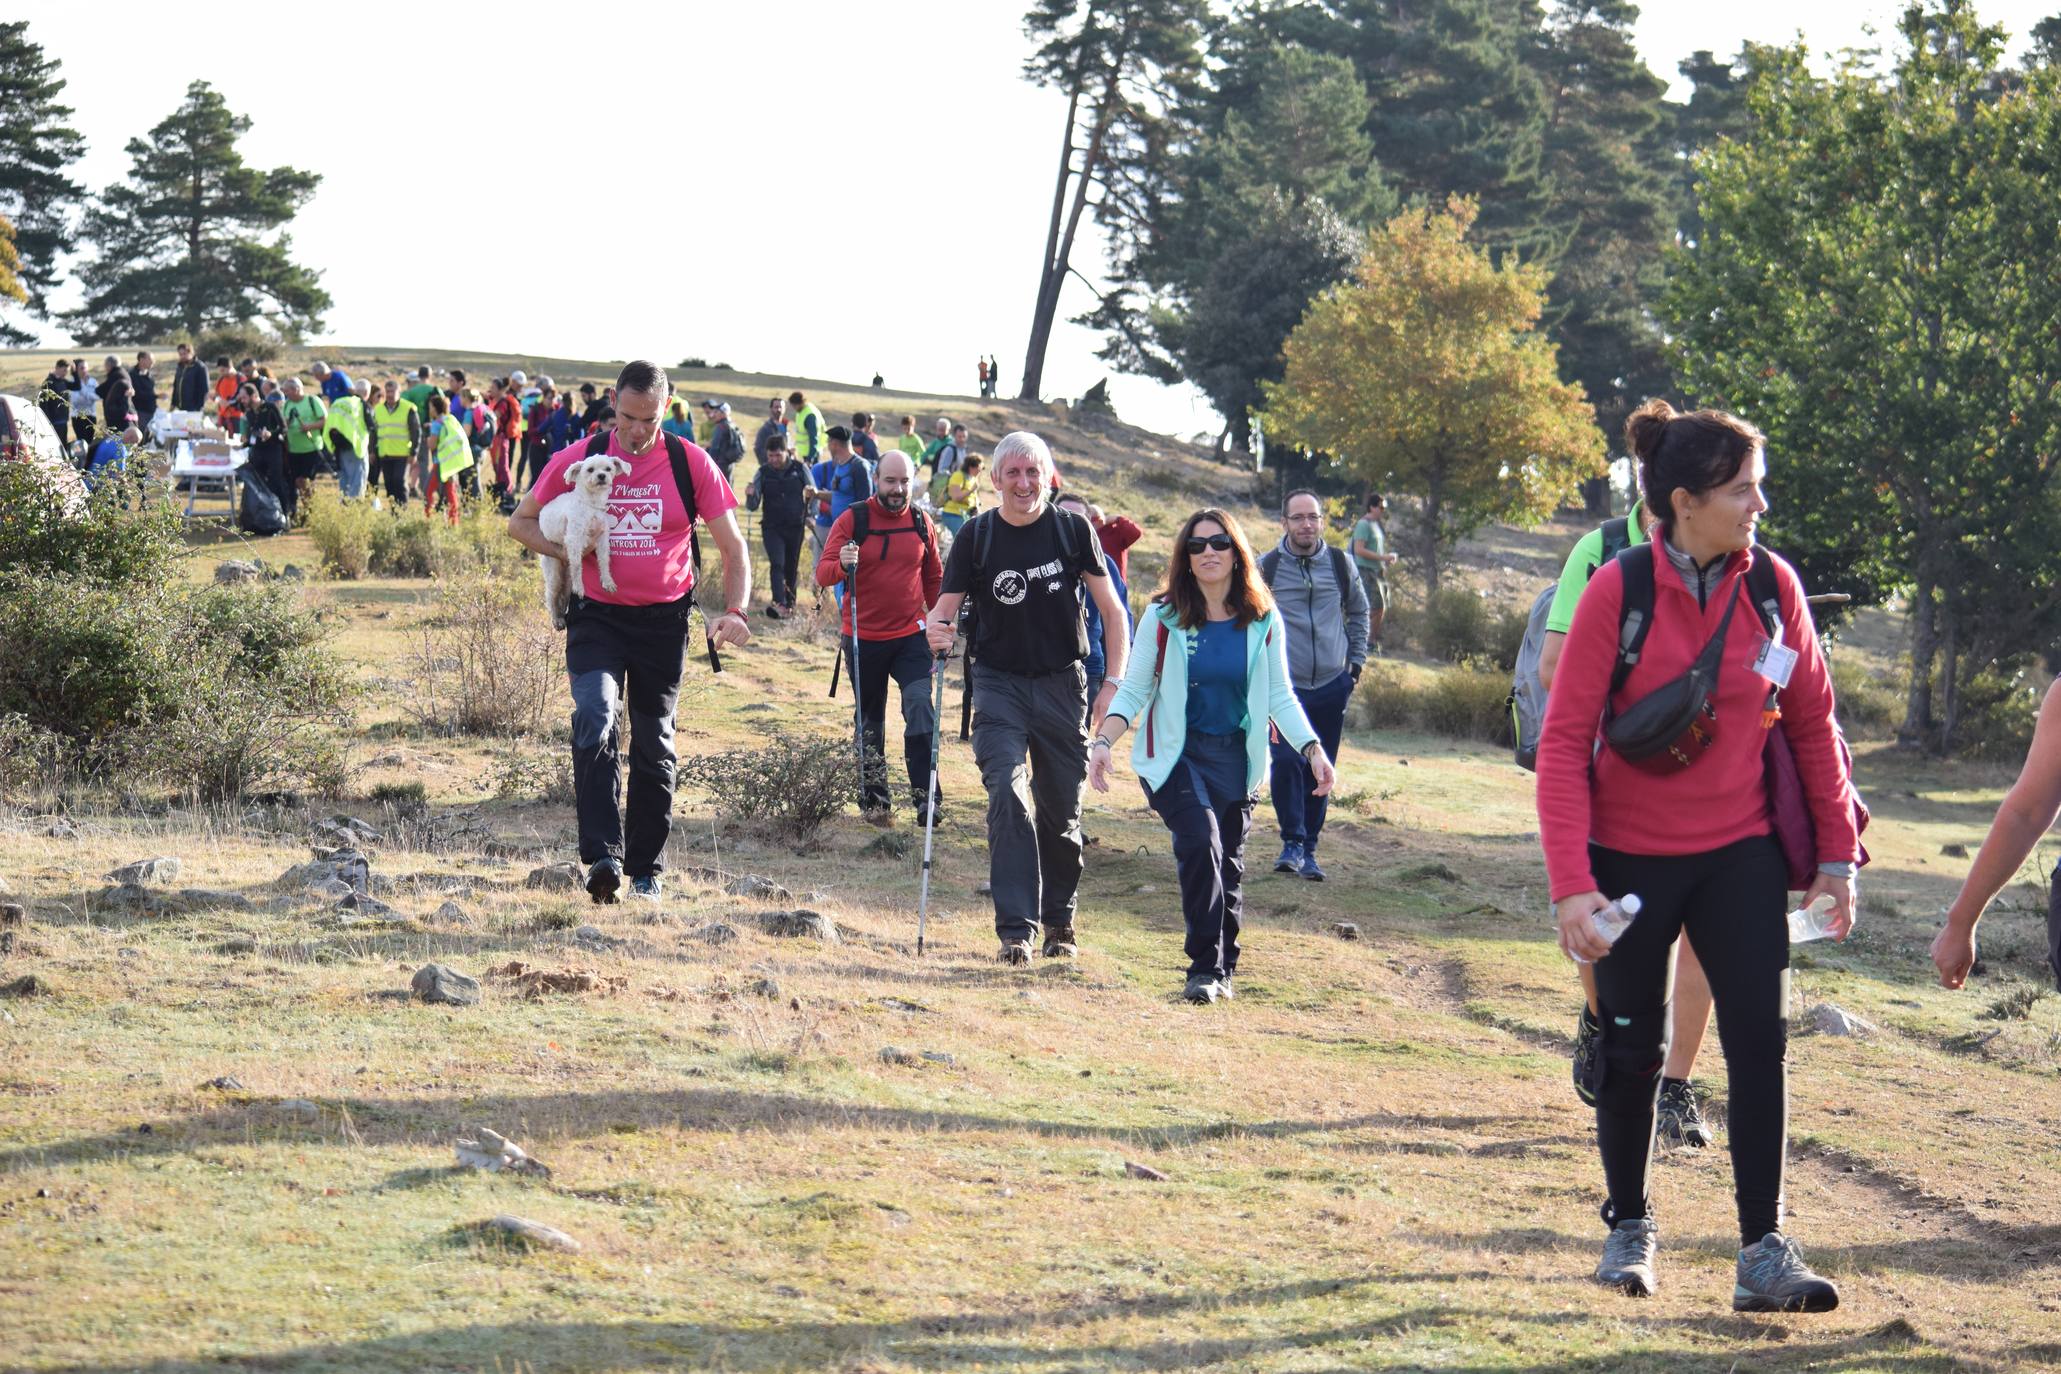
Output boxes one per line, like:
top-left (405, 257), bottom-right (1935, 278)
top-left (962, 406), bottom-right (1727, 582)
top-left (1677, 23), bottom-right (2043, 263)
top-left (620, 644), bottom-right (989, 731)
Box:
top-left (1090, 509), bottom-right (1334, 1004)
top-left (1536, 399), bottom-right (1858, 1310)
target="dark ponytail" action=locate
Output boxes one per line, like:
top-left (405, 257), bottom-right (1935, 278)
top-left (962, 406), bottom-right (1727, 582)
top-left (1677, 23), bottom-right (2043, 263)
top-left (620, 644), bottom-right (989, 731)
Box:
top-left (1626, 398), bottom-right (1765, 535)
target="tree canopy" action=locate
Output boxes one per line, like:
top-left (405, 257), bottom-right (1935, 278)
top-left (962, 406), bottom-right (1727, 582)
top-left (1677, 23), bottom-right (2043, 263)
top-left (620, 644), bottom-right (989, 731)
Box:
top-left (0, 21), bottom-right (85, 346)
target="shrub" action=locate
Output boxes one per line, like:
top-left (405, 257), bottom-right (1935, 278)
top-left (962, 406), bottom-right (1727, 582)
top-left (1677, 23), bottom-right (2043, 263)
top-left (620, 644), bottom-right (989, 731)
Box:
top-left (195, 324), bottom-right (275, 365)
top-left (365, 504), bottom-right (529, 580)
top-left (369, 779), bottom-right (428, 806)
top-left (490, 747), bottom-right (575, 805)
top-left (409, 570), bottom-right (563, 735)
top-left (1829, 654), bottom-right (1902, 738)
top-left (1953, 661), bottom-right (2043, 761)
top-left (304, 486), bottom-right (380, 579)
top-left (1354, 663), bottom-right (1417, 730)
top-left (1422, 588), bottom-right (1492, 663)
top-left (679, 732), bottom-right (856, 843)
top-left (1487, 603), bottom-right (1531, 673)
top-left (0, 462), bottom-right (182, 585)
top-left (1420, 664), bottom-right (1513, 743)
top-left (369, 509), bottom-right (440, 577)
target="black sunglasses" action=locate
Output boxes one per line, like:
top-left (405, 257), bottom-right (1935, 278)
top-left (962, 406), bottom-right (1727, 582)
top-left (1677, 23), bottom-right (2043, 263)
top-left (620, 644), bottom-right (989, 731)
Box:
top-left (1185, 533), bottom-right (1235, 554)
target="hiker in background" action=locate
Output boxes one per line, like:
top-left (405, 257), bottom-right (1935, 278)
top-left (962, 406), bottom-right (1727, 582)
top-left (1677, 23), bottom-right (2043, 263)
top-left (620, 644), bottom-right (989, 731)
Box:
top-left (84, 424), bottom-right (140, 491)
top-left (1091, 508), bottom-right (1331, 1004)
top-left (810, 426), bottom-right (873, 572)
top-left (1261, 489), bottom-right (1370, 883)
top-left (327, 378), bottom-right (371, 498)
top-left (1056, 491), bottom-right (1130, 719)
top-left (988, 354), bottom-right (1003, 397)
top-left (978, 357), bottom-right (990, 397)
top-left (279, 376), bottom-right (326, 522)
top-left (1087, 501), bottom-right (1142, 582)
top-left (928, 422), bottom-right (968, 503)
top-left (1349, 495), bottom-right (1399, 652)
top-left (924, 431), bottom-right (1129, 966)
top-left (67, 360), bottom-right (98, 453)
top-left (578, 382), bottom-right (611, 436)
top-left (705, 400), bottom-right (745, 486)
top-left (99, 355), bottom-right (134, 437)
top-left (401, 367), bottom-right (440, 494)
top-left (487, 379), bottom-right (520, 498)
top-left (663, 396), bottom-right (696, 445)
top-left (850, 411), bottom-right (881, 465)
top-left (941, 452), bottom-right (984, 535)
top-left (240, 382), bottom-right (289, 515)
top-left (817, 450), bottom-right (946, 825)
top-left (896, 414), bottom-right (926, 464)
top-left (1537, 398), bottom-right (1855, 1310)
top-left (507, 360), bottom-right (752, 905)
top-left (746, 431), bottom-right (811, 618)
top-left (131, 352), bottom-right (157, 432)
top-left (1933, 678), bottom-right (2061, 992)
top-left (367, 377), bottom-right (420, 504)
top-left (789, 389), bottom-right (825, 467)
top-left (171, 342), bottom-right (209, 413)
top-left (37, 361), bottom-right (70, 452)
top-left (754, 394), bottom-right (787, 463)
top-left (921, 416), bottom-right (951, 479)
top-left (313, 359), bottom-right (352, 402)
top-left (520, 383), bottom-right (566, 492)
top-left (422, 393), bottom-right (471, 526)
top-left (212, 358), bottom-right (240, 427)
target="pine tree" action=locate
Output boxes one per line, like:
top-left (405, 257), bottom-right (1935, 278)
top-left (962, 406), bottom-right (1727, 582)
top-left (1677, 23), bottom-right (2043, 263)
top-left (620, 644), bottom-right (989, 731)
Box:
top-left (1669, 46), bottom-right (1756, 247)
top-left (64, 80), bottom-right (328, 346)
top-left (0, 21), bottom-right (85, 346)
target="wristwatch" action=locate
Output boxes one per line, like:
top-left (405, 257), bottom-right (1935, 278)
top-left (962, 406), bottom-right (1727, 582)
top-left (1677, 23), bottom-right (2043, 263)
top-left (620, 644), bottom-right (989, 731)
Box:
top-left (724, 606), bottom-right (746, 621)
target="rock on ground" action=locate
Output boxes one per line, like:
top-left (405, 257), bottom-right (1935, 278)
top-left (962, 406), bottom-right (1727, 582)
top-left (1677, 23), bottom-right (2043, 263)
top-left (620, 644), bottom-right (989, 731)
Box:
top-left (724, 874), bottom-right (792, 903)
top-left (214, 559), bottom-right (263, 584)
top-left (1804, 1002), bottom-right (1876, 1037)
top-left (525, 862), bottom-right (584, 891)
top-left (412, 963), bottom-right (481, 1007)
top-left (454, 1125), bottom-right (551, 1178)
top-left (105, 856), bottom-right (181, 886)
top-left (758, 909), bottom-right (839, 943)
top-left (475, 1214), bottom-right (579, 1253)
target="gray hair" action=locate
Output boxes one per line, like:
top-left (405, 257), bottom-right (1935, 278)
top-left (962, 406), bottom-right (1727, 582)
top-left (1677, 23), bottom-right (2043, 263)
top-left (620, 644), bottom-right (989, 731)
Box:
top-left (991, 431), bottom-right (1052, 479)
top-left (351, 378), bottom-right (370, 397)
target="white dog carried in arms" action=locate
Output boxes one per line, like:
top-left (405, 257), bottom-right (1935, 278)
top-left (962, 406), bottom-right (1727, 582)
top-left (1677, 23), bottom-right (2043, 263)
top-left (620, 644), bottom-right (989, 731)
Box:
top-left (538, 452), bottom-right (630, 629)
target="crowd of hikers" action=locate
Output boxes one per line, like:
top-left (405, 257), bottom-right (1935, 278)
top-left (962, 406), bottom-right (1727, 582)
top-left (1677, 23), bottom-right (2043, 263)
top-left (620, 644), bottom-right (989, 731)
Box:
top-left (24, 350), bottom-right (2060, 1319)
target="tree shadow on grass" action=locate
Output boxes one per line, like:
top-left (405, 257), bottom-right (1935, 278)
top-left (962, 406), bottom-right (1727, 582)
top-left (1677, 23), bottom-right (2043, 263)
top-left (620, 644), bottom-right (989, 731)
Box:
top-left (10, 1289), bottom-right (1977, 1374)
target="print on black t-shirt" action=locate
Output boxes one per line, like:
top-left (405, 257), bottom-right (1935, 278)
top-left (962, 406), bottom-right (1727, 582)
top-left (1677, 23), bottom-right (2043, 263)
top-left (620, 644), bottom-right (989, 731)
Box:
top-left (940, 507), bottom-right (1105, 677)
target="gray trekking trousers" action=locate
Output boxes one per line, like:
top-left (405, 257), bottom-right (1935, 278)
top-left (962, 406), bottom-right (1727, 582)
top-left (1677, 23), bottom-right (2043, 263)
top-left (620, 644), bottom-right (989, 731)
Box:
top-left (972, 664), bottom-right (1089, 944)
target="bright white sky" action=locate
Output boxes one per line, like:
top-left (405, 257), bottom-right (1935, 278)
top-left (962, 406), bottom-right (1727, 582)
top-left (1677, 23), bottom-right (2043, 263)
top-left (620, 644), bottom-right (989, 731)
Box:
top-left (16, 1), bottom-right (2057, 439)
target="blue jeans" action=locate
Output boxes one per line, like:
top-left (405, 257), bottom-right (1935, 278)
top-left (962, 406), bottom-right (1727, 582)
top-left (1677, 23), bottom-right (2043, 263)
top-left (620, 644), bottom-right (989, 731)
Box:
top-left (1268, 668), bottom-right (1353, 851)
top-left (941, 511), bottom-right (966, 536)
top-left (1143, 731), bottom-right (1253, 980)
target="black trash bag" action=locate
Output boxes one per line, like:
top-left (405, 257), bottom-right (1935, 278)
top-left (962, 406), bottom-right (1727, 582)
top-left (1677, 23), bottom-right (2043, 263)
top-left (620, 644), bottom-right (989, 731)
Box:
top-left (238, 473), bottom-right (288, 535)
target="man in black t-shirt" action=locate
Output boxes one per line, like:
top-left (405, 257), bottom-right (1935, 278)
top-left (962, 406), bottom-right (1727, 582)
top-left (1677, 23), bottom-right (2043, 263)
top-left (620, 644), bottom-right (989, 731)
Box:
top-left (926, 431), bottom-right (1130, 965)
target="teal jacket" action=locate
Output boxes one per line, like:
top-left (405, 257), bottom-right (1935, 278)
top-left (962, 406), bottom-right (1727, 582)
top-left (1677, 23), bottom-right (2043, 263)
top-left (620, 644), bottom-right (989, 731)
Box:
top-left (1105, 603), bottom-right (1319, 793)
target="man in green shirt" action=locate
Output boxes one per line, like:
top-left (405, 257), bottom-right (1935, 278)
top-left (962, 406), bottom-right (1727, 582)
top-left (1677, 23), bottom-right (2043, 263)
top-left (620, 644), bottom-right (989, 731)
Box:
top-left (1536, 497), bottom-right (1650, 690)
top-left (400, 367), bottom-right (441, 494)
top-left (895, 414), bottom-right (926, 464)
top-left (1349, 494), bottom-right (1399, 650)
top-left (279, 375), bottom-right (328, 521)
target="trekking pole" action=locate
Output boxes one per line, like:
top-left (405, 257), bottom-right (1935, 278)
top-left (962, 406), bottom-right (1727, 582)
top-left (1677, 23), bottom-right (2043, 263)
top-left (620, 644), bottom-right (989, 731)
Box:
top-left (848, 565), bottom-right (866, 803)
top-left (916, 651), bottom-right (948, 956)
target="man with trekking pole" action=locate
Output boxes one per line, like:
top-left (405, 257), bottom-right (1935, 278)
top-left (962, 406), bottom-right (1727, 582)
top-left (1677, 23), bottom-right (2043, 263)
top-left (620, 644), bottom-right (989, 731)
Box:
top-left (924, 432), bottom-right (1129, 965)
top-left (507, 360), bottom-right (753, 904)
top-left (816, 451), bottom-right (945, 827)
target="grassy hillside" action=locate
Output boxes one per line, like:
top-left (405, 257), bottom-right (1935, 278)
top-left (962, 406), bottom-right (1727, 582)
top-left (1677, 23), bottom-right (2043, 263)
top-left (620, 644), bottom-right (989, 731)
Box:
top-left (2, 352), bottom-right (2055, 1372)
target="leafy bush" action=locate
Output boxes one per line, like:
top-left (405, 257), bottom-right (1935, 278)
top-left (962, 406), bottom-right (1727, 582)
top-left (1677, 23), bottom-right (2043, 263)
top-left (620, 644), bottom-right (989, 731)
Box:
top-left (304, 486), bottom-right (380, 578)
top-left (1422, 588), bottom-right (1492, 663)
top-left (1487, 603), bottom-right (1531, 673)
top-left (1829, 654), bottom-right (1902, 738)
top-left (0, 463), bottom-right (182, 585)
top-left (195, 324), bottom-right (274, 364)
top-left (410, 570), bottom-right (563, 735)
top-left (362, 503), bottom-right (529, 580)
top-left (491, 747), bottom-right (575, 805)
top-left (1421, 664), bottom-right (1514, 743)
top-left (1953, 661), bottom-right (2043, 761)
top-left (679, 731), bottom-right (856, 844)
top-left (1354, 664), bottom-right (1417, 730)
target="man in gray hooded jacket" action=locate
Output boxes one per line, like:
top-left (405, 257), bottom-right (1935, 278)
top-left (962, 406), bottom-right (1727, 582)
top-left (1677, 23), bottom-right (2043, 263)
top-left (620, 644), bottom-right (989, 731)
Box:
top-left (1259, 489), bottom-right (1370, 881)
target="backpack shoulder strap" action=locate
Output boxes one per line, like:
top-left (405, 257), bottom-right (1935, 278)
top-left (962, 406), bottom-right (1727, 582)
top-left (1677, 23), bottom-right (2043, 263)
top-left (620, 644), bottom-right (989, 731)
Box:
top-left (1745, 550), bottom-right (1783, 638)
top-left (662, 432), bottom-right (697, 526)
top-left (850, 499), bottom-right (870, 545)
top-left (972, 510), bottom-right (995, 575)
top-left (1611, 543), bottom-right (1656, 697)
top-left (1327, 545), bottom-right (1352, 602)
top-left (1599, 516), bottom-right (1631, 563)
top-left (1258, 548), bottom-right (1281, 584)
top-left (1055, 506), bottom-right (1081, 562)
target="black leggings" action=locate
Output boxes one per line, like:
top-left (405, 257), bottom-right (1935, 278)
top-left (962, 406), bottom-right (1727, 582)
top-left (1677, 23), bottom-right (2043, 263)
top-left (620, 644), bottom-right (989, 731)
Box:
top-left (762, 522), bottom-right (804, 607)
top-left (1589, 834), bottom-right (1790, 1247)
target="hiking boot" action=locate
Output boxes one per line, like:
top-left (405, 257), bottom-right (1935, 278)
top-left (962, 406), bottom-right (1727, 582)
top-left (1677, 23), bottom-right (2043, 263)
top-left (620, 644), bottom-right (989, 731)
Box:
top-left (1273, 842), bottom-right (1304, 874)
top-left (585, 858), bottom-right (622, 905)
top-left (1299, 851), bottom-right (1327, 882)
top-left (1041, 926), bottom-right (1079, 959)
top-left (1733, 1232), bottom-right (1839, 1313)
top-left (1571, 1006), bottom-right (1601, 1108)
top-left (1594, 1216), bottom-right (1659, 1297)
top-left (764, 603), bottom-right (785, 620)
top-left (629, 875), bottom-right (662, 901)
top-left (1657, 1078), bottom-right (1715, 1148)
top-left (1183, 974), bottom-right (1222, 1004)
top-left (1217, 972), bottom-right (1236, 1000)
top-left (997, 939), bottom-right (1034, 967)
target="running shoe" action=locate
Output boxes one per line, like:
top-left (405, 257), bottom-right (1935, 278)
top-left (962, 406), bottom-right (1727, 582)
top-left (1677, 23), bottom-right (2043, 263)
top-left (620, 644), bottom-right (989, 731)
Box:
top-left (1657, 1078), bottom-right (1715, 1148)
top-left (1733, 1232), bottom-right (1839, 1313)
top-left (1595, 1216), bottom-right (1659, 1297)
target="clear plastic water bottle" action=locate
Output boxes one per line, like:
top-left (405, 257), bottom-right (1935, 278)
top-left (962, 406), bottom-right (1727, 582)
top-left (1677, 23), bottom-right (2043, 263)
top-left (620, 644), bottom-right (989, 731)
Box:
top-left (1787, 892), bottom-right (1839, 943)
top-left (1590, 893), bottom-right (1643, 948)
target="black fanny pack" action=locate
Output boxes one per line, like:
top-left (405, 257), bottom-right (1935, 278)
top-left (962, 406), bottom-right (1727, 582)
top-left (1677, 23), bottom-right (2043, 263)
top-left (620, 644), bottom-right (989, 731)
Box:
top-left (1603, 571), bottom-right (1740, 775)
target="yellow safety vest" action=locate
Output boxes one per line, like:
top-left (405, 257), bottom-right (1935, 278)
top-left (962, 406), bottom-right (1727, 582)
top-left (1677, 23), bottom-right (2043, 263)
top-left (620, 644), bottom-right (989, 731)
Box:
top-left (372, 400), bottom-right (417, 457)
top-left (791, 403), bottom-right (825, 460)
top-left (325, 395), bottom-right (369, 454)
top-left (432, 413), bottom-right (473, 480)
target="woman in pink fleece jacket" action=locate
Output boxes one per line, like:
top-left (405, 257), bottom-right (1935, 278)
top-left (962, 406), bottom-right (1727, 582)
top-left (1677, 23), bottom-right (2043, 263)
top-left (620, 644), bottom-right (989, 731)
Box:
top-left (1535, 399), bottom-right (1859, 1312)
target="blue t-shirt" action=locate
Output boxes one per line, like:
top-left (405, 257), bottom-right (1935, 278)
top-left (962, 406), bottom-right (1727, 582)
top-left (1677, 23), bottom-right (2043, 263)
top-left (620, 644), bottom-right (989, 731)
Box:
top-left (1080, 552), bottom-right (1129, 680)
top-left (321, 370), bottom-right (351, 401)
top-left (820, 456), bottom-right (874, 527)
top-left (84, 438), bottom-right (126, 488)
top-left (1186, 618), bottom-right (1248, 735)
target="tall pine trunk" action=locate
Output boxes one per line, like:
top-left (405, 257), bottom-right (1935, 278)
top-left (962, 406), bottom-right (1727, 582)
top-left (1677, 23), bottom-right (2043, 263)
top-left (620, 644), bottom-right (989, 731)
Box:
top-left (1899, 568), bottom-right (1937, 749)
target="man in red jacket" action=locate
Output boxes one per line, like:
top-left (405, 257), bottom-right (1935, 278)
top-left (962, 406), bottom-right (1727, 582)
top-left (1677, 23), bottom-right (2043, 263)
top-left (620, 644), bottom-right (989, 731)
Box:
top-left (816, 450), bottom-right (945, 825)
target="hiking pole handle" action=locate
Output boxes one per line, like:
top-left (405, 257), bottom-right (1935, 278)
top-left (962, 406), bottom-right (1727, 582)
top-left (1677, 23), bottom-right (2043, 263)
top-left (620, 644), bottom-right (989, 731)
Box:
top-left (706, 636), bottom-right (723, 674)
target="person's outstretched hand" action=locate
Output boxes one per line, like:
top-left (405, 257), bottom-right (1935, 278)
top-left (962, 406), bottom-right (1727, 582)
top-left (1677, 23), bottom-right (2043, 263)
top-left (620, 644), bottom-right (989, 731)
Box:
top-left (1309, 749), bottom-right (1336, 796)
top-left (1931, 920), bottom-right (1978, 990)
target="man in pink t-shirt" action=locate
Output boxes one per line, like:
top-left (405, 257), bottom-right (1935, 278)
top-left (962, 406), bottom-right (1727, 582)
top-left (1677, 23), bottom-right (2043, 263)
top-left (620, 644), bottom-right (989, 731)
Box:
top-left (508, 360), bottom-right (753, 905)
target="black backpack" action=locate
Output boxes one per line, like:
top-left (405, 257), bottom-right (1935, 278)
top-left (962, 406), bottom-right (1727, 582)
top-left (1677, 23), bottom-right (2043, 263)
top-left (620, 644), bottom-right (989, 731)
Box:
top-left (961, 504), bottom-right (1089, 657)
top-left (1257, 544), bottom-right (1354, 603)
top-left (1607, 540), bottom-right (1779, 698)
top-left (848, 499), bottom-right (936, 563)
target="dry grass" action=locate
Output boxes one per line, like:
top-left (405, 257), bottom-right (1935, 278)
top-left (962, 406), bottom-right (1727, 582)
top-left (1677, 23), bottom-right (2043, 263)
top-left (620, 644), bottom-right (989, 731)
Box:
top-left (2, 355), bottom-right (2058, 1373)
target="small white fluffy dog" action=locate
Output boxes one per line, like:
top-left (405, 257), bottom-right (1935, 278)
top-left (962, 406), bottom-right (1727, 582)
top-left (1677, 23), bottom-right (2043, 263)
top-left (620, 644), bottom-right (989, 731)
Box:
top-left (538, 453), bottom-right (630, 629)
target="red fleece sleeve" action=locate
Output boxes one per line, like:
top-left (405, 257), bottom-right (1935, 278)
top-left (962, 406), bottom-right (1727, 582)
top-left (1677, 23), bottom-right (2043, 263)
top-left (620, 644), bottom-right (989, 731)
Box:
top-left (1535, 558), bottom-right (1624, 901)
top-left (814, 509), bottom-right (853, 590)
top-left (1766, 553), bottom-right (1860, 863)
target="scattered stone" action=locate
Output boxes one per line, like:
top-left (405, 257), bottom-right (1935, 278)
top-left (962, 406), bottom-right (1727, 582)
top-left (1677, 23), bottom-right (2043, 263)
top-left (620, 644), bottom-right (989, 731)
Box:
top-left (0, 974), bottom-right (46, 998)
top-left (334, 890), bottom-right (399, 918)
top-left (201, 1076), bottom-right (246, 1091)
top-left (412, 963), bottom-right (482, 1007)
top-left (525, 861), bottom-right (584, 892)
top-left (280, 564), bottom-right (305, 582)
top-left (319, 815), bottom-right (383, 843)
top-left (475, 1214), bottom-right (579, 1253)
top-left (1399, 861), bottom-right (1461, 883)
top-left (214, 559), bottom-right (263, 585)
top-left (0, 876), bottom-right (11, 895)
top-left (106, 856), bottom-right (181, 886)
top-left (95, 884), bottom-right (179, 916)
top-left (861, 831), bottom-right (913, 859)
top-left (689, 922), bottom-right (740, 945)
top-left (1124, 1160), bottom-right (1169, 1182)
top-left (573, 924), bottom-right (626, 951)
top-left (1804, 1003), bottom-right (1876, 1038)
top-left (746, 977), bottom-right (781, 999)
top-left (275, 1098), bottom-right (321, 1120)
top-left (805, 890), bottom-right (830, 903)
top-left (879, 997), bottom-right (931, 1014)
top-left (1135, 884), bottom-right (1159, 894)
top-left (1331, 922), bottom-right (1361, 941)
top-left (975, 880), bottom-right (992, 896)
top-left (42, 819), bottom-right (78, 840)
top-left (879, 1046), bottom-right (921, 1066)
top-left (433, 901), bottom-right (468, 924)
top-left (282, 849), bottom-right (370, 895)
top-left (724, 873), bottom-right (792, 903)
top-left (1941, 843), bottom-right (1970, 859)
top-left (758, 908), bottom-right (839, 943)
top-left (921, 1051), bottom-right (956, 1066)
top-left (454, 1125), bottom-right (551, 1178)
top-left (1, 902), bottom-right (23, 928)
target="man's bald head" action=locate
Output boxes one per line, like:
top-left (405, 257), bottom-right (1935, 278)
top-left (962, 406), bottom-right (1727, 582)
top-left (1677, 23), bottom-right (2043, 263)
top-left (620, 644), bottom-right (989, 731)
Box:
top-left (876, 450), bottom-right (913, 514)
